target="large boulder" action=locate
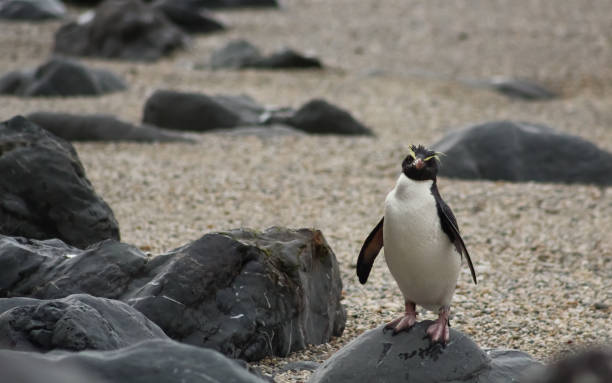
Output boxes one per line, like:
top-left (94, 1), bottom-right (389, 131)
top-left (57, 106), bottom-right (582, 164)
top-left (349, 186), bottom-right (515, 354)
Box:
top-left (309, 322), bottom-right (541, 383)
top-left (0, 0), bottom-right (66, 20)
top-left (152, 0), bottom-right (225, 34)
top-left (210, 39), bottom-right (322, 70)
top-left (0, 227), bottom-right (346, 362)
top-left (54, 0), bottom-right (187, 61)
top-left (282, 99), bottom-right (373, 135)
top-left (27, 112), bottom-right (193, 142)
top-left (0, 116), bottom-right (120, 248)
top-left (125, 227), bottom-right (346, 361)
top-left (0, 294), bottom-right (168, 352)
top-left (0, 339), bottom-right (268, 383)
top-left (142, 90), bottom-right (265, 132)
top-left (431, 121), bottom-right (612, 185)
top-left (0, 57), bottom-right (126, 97)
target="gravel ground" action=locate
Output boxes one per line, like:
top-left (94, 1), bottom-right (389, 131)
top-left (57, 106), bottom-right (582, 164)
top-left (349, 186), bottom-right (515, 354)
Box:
top-left (1, 1), bottom-right (611, 382)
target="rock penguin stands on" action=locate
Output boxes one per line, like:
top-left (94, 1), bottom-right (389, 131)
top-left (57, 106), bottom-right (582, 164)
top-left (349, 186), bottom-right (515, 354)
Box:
top-left (357, 144), bottom-right (477, 344)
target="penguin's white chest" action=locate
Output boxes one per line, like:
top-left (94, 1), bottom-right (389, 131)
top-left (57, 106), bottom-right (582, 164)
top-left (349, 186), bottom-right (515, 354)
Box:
top-left (383, 174), bottom-right (461, 311)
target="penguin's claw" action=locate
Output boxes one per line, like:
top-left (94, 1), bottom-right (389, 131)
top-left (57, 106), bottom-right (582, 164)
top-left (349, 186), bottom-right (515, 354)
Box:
top-left (390, 314), bottom-right (417, 334)
top-left (426, 320), bottom-right (450, 343)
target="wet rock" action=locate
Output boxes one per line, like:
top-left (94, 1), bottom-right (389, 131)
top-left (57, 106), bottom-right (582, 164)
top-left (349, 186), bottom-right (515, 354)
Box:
top-left (152, 0), bottom-right (225, 34)
top-left (308, 322), bottom-right (541, 383)
top-left (0, 294), bottom-right (168, 352)
top-left (0, 57), bottom-right (126, 97)
top-left (142, 90), bottom-right (264, 132)
top-left (0, 116), bottom-right (120, 247)
top-left (0, 339), bottom-right (269, 383)
top-left (0, 0), bottom-right (66, 20)
top-left (54, 0), bottom-right (187, 61)
top-left (27, 112), bottom-right (193, 142)
top-left (432, 120), bottom-right (612, 185)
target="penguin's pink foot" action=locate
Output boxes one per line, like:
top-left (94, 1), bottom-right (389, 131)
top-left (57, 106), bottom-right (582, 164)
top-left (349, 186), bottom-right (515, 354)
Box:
top-left (385, 301), bottom-right (417, 334)
top-left (426, 307), bottom-right (450, 344)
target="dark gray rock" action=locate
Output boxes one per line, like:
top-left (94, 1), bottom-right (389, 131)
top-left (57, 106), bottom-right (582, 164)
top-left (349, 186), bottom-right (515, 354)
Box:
top-left (210, 39), bottom-right (263, 69)
top-left (0, 339), bottom-right (268, 383)
top-left (0, 116), bottom-right (120, 247)
top-left (488, 77), bottom-right (556, 100)
top-left (284, 99), bottom-right (373, 136)
top-left (54, 0), bottom-right (187, 61)
top-left (210, 40), bottom-right (322, 70)
top-left (308, 322), bottom-right (541, 383)
top-left (0, 294), bottom-right (168, 352)
top-left (0, 236), bottom-right (146, 299)
top-left (251, 48), bottom-right (322, 69)
top-left (27, 112), bottom-right (194, 142)
top-left (143, 90), bottom-right (264, 132)
top-left (522, 347), bottom-right (612, 383)
top-left (0, 57), bottom-right (126, 97)
top-left (0, 227), bottom-right (346, 362)
top-left (152, 0), bottom-right (225, 34)
top-left (125, 227), bottom-right (346, 361)
top-left (431, 120), bottom-right (612, 185)
top-left (0, 0), bottom-right (66, 20)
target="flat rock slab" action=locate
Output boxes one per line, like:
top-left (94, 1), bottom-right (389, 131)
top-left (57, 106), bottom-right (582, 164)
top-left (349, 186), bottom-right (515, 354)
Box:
top-left (432, 120), bottom-right (612, 185)
top-left (0, 339), bottom-right (268, 383)
top-left (27, 112), bottom-right (194, 142)
top-left (309, 322), bottom-right (541, 383)
top-left (0, 116), bottom-right (120, 248)
top-left (0, 0), bottom-right (66, 20)
top-left (0, 57), bottom-right (126, 97)
top-left (0, 294), bottom-right (168, 352)
top-left (54, 0), bottom-right (187, 61)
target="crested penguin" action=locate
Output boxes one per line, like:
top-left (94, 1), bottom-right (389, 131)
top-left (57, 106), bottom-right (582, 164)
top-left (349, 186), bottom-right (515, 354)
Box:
top-left (357, 144), bottom-right (477, 344)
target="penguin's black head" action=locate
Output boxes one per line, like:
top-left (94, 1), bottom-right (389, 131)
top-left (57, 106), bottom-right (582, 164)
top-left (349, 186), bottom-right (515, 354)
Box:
top-left (402, 144), bottom-right (441, 181)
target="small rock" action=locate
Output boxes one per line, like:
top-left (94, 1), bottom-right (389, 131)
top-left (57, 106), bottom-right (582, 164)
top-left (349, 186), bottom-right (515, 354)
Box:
top-left (0, 57), bottom-right (126, 97)
top-left (285, 99), bottom-right (374, 136)
top-left (280, 361), bottom-right (320, 373)
top-left (488, 77), bottom-right (557, 100)
top-left (522, 347), bottom-right (612, 383)
top-left (142, 90), bottom-right (264, 132)
top-left (210, 40), bottom-right (322, 70)
top-left (54, 0), bottom-right (187, 61)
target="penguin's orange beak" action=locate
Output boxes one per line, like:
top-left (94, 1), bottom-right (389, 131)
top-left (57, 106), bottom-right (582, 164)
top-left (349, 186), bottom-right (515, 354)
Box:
top-left (415, 158), bottom-right (425, 169)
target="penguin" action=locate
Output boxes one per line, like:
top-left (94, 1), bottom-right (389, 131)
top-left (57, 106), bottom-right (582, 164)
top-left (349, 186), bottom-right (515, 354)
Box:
top-left (356, 144), bottom-right (477, 344)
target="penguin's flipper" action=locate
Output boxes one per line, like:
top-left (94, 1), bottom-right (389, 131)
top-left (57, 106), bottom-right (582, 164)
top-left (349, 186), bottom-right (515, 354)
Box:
top-left (435, 197), bottom-right (478, 285)
top-left (357, 217), bottom-right (384, 284)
